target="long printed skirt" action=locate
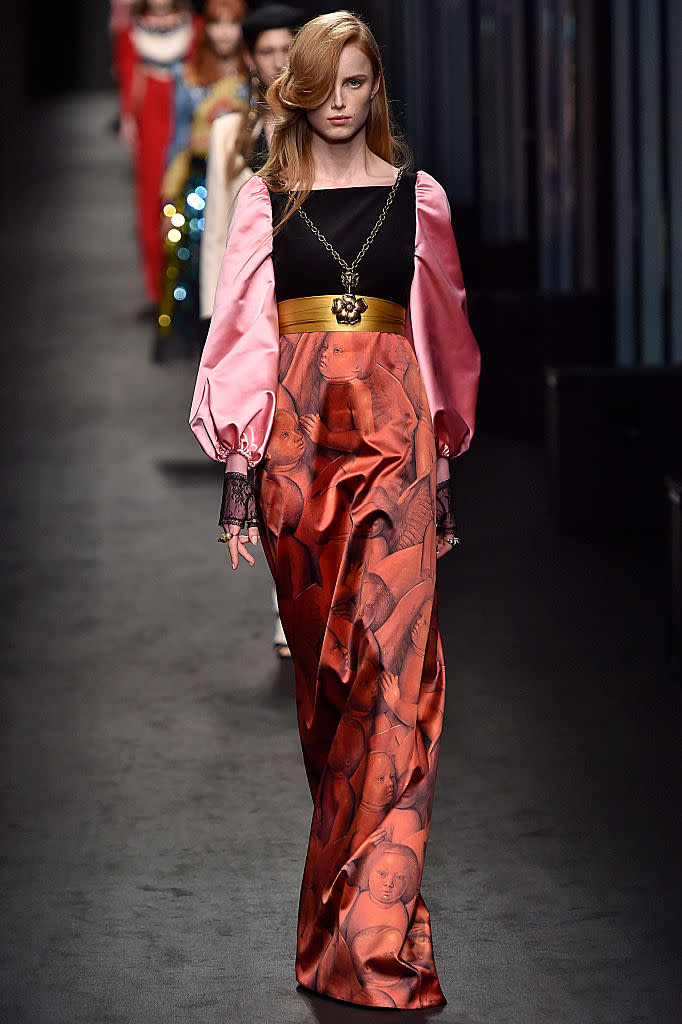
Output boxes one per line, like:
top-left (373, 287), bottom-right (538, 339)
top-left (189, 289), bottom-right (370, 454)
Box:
top-left (256, 328), bottom-right (447, 1010)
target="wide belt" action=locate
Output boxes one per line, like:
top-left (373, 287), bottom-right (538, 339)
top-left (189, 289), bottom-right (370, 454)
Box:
top-left (277, 294), bottom-right (407, 335)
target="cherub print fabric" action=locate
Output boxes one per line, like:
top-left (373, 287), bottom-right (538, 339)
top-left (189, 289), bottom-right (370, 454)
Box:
top-left (189, 172), bottom-right (480, 1010)
top-left (256, 326), bottom-right (446, 1008)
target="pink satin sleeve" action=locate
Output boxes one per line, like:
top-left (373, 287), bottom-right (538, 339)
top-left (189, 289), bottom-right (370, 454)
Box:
top-left (189, 175), bottom-right (279, 467)
top-left (405, 170), bottom-right (481, 458)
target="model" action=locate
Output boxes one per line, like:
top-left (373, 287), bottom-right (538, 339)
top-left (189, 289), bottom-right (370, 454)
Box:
top-left (190, 11), bottom-right (480, 1010)
top-left (198, 4), bottom-right (302, 659)
top-left (118, 0), bottom-right (201, 306)
top-left (156, 0), bottom-right (248, 357)
top-left (199, 3), bottom-right (303, 323)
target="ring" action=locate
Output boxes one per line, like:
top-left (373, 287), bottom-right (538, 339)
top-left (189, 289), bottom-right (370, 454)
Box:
top-left (445, 536), bottom-right (461, 546)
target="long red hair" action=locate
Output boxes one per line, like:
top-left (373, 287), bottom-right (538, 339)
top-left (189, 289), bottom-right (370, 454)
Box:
top-left (187, 0), bottom-right (247, 88)
top-left (259, 11), bottom-right (410, 230)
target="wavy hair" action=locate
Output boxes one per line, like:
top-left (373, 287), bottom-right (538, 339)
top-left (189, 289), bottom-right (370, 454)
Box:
top-left (258, 10), bottom-right (410, 232)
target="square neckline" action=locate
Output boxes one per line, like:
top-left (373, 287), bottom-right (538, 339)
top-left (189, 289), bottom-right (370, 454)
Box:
top-left (308, 181), bottom-right (397, 191)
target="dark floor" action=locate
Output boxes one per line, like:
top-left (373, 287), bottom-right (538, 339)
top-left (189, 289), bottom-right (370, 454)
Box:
top-left (1, 95), bottom-right (680, 1024)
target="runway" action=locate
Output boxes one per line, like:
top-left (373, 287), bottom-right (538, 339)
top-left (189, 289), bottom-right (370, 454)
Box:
top-left (1, 94), bottom-right (680, 1024)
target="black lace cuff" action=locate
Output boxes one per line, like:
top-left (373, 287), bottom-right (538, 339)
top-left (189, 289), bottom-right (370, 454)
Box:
top-left (219, 471), bottom-right (258, 529)
top-left (435, 478), bottom-right (457, 535)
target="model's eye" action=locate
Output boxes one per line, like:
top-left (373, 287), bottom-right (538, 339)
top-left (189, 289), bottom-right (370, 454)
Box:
top-left (377, 870), bottom-right (387, 878)
top-left (348, 78), bottom-right (363, 87)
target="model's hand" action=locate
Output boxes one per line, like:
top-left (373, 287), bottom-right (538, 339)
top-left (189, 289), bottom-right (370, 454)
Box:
top-left (226, 523), bottom-right (259, 570)
top-left (436, 533), bottom-right (458, 559)
top-left (120, 113), bottom-right (137, 151)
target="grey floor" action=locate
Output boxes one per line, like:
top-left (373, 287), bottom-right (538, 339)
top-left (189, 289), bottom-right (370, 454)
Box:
top-left (1, 95), bottom-right (680, 1024)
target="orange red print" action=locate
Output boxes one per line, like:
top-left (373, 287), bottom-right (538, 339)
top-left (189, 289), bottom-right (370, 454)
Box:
top-left (256, 329), bottom-right (446, 1009)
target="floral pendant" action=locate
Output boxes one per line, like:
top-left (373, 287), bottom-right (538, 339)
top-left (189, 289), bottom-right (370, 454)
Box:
top-left (331, 270), bottom-right (368, 326)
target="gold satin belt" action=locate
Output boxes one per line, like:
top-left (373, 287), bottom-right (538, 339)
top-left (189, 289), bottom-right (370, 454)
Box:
top-left (277, 294), bottom-right (407, 335)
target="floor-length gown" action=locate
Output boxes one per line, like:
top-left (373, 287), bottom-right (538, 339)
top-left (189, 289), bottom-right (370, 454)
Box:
top-left (190, 172), bottom-right (480, 1009)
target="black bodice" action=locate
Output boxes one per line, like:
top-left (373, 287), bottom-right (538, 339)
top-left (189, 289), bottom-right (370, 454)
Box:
top-left (269, 171), bottom-right (417, 308)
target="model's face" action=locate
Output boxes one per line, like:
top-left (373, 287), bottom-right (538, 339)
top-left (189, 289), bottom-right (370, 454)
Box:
top-left (365, 753), bottom-right (396, 805)
top-left (206, 19), bottom-right (242, 59)
top-left (368, 853), bottom-right (408, 905)
top-left (306, 43), bottom-right (380, 143)
top-left (268, 413), bottom-right (304, 465)
top-left (249, 28), bottom-right (294, 89)
top-left (319, 336), bottom-right (360, 381)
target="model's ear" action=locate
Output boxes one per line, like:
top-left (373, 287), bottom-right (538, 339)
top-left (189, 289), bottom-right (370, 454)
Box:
top-left (370, 73), bottom-right (382, 101)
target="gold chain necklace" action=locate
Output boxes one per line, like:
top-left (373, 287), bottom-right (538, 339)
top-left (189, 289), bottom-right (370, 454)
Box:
top-left (297, 168), bottom-right (404, 325)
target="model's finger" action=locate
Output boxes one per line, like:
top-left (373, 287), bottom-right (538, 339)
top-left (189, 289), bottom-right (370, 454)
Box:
top-left (228, 535), bottom-right (240, 569)
top-left (238, 538), bottom-right (255, 566)
top-left (248, 526), bottom-right (259, 545)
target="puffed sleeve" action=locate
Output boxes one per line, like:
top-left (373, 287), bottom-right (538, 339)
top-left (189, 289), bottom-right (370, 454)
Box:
top-left (405, 170), bottom-right (481, 459)
top-left (189, 175), bottom-right (279, 467)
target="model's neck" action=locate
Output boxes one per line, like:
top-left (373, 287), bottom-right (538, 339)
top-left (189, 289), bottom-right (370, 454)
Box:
top-left (216, 57), bottom-right (239, 76)
top-left (309, 130), bottom-right (374, 189)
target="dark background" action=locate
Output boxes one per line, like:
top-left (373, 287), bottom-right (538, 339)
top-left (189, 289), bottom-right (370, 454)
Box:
top-left (1, 3), bottom-right (679, 647)
top-left (0, 5), bottom-right (680, 1022)
top-left (2, 0), bottom-right (680, 664)
top-left (4, 1), bottom-right (680, 412)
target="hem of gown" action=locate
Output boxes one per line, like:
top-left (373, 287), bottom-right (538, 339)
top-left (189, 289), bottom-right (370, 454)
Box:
top-left (295, 978), bottom-right (447, 1012)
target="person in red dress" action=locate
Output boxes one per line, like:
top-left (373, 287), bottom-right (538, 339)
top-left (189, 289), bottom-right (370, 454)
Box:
top-left (117, 0), bottom-right (201, 308)
top-left (189, 10), bottom-right (480, 1010)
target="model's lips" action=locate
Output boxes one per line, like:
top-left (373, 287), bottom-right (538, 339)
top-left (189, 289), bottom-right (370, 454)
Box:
top-left (328, 116), bottom-right (350, 124)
